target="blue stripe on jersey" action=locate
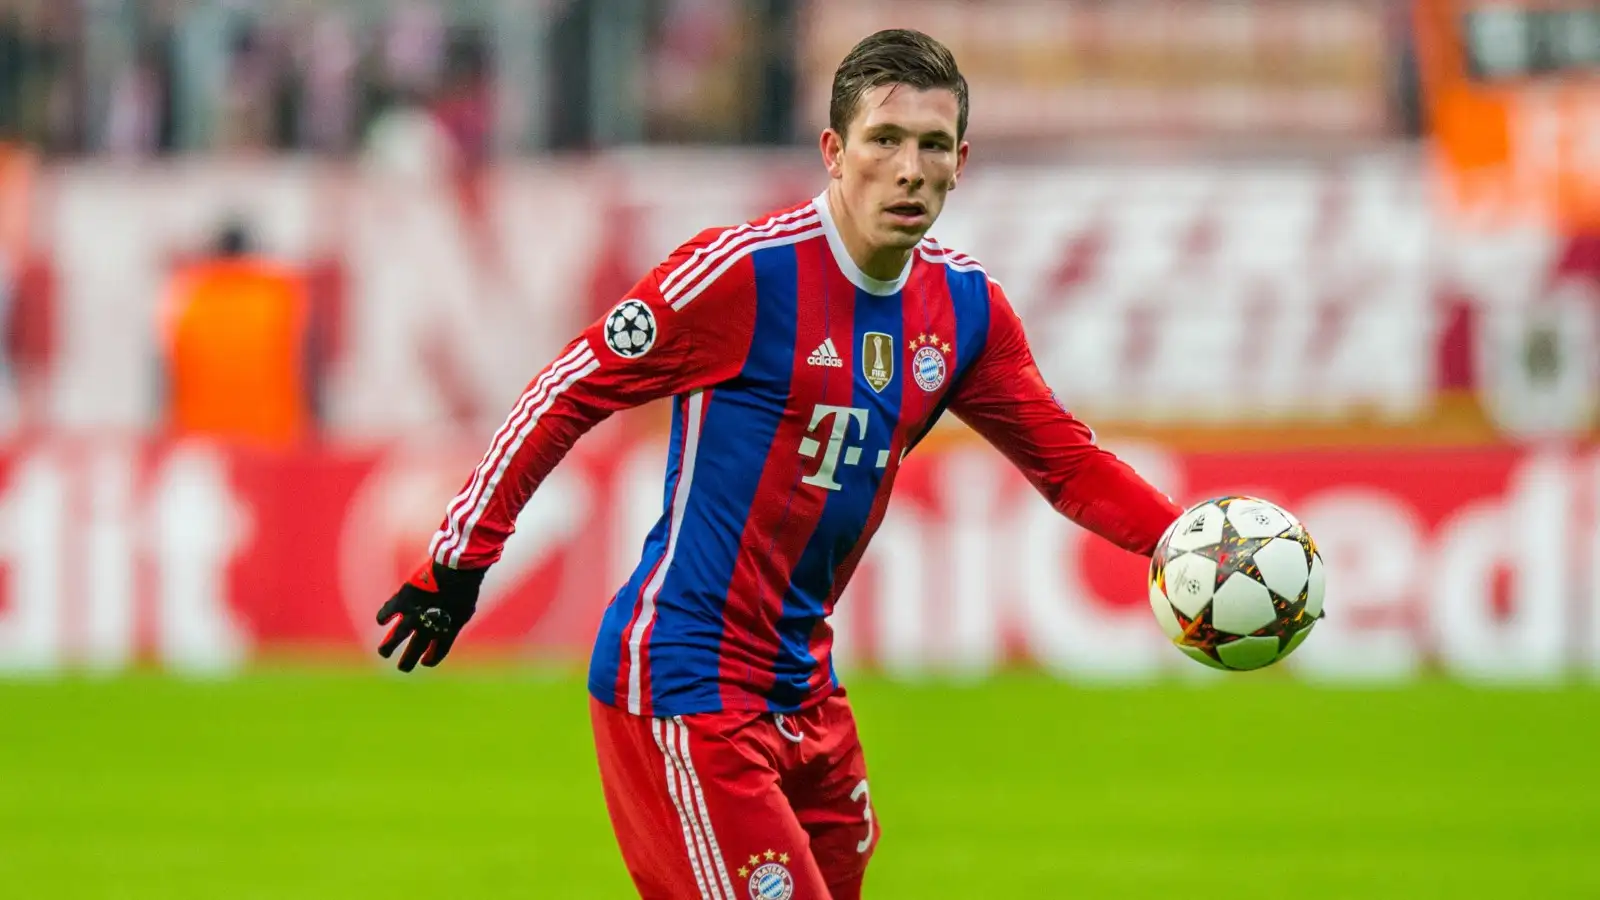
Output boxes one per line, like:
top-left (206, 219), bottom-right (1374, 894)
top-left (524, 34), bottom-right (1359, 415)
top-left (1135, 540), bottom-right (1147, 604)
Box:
top-left (642, 245), bottom-right (801, 715)
top-left (768, 287), bottom-right (906, 711)
top-left (905, 268), bottom-right (994, 454)
top-left (588, 395), bottom-right (689, 706)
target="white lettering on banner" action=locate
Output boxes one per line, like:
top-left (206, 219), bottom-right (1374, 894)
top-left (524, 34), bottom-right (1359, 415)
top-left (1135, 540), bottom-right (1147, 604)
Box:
top-left (85, 447), bottom-right (136, 670)
top-left (0, 451), bottom-right (66, 671)
top-left (145, 446), bottom-right (252, 672)
top-left (1014, 483), bottom-right (1175, 680)
top-left (1281, 490), bottom-right (1426, 681)
top-left (0, 441), bottom-right (1598, 681)
top-left (1430, 454), bottom-right (1571, 682)
top-left (837, 443), bottom-right (1199, 681)
top-left (0, 445), bottom-right (251, 672)
top-left (834, 449), bottom-right (1600, 683)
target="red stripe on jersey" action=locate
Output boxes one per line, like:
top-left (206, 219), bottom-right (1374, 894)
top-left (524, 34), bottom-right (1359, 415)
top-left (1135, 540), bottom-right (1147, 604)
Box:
top-left (901, 263), bottom-right (963, 436)
top-left (715, 239), bottom-right (851, 712)
top-left (803, 264), bottom-right (950, 693)
top-left (822, 263), bottom-right (960, 615)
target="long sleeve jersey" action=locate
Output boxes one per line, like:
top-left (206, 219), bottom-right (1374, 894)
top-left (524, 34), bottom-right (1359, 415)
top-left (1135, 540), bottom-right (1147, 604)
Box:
top-left (427, 191), bottom-right (1183, 717)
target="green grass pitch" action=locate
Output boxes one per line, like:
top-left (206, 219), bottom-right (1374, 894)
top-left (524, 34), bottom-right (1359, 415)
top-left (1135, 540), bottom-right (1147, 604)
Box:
top-left (4, 667), bottom-right (1598, 898)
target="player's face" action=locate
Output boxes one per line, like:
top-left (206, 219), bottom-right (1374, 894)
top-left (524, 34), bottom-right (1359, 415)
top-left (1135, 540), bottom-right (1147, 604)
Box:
top-left (823, 84), bottom-right (969, 260)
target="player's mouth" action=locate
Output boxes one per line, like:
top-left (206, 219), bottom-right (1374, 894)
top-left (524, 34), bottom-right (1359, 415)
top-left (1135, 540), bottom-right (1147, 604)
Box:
top-left (883, 201), bottom-right (928, 226)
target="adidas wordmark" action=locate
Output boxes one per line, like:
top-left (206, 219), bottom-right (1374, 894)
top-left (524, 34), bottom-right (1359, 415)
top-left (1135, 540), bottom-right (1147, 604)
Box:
top-left (807, 338), bottom-right (844, 368)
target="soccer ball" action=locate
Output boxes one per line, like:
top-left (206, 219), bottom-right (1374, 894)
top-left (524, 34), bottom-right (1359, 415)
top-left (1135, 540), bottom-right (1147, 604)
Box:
top-left (1149, 495), bottom-right (1325, 671)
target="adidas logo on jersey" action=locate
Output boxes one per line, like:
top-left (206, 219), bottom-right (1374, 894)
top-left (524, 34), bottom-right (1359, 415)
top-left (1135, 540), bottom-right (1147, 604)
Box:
top-left (807, 338), bottom-right (844, 368)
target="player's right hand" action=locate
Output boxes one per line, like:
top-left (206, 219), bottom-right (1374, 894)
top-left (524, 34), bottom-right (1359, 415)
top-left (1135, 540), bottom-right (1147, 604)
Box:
top-left (375, 560), bottom-right (486, 673)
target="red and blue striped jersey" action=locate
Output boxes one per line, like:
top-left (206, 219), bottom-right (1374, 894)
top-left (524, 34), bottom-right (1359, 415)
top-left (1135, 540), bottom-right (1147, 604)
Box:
top-left (428, 192), bottom-right (1181, 717)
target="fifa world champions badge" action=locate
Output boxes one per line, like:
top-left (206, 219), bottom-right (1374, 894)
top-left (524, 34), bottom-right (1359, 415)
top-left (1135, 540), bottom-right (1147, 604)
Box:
top-left (862, 332), bottom-right (894, 393)
top-left (908, 332), bottom-right (950, 392)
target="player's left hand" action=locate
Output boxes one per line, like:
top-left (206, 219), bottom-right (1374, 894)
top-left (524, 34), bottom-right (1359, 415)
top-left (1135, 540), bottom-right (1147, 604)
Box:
top-left (376, 560), bottom-right (486, 672)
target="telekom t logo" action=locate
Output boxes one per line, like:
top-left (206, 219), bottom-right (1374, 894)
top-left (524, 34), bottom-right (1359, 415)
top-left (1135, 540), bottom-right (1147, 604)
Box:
top-left (798, 404), bottom-right (890, 491)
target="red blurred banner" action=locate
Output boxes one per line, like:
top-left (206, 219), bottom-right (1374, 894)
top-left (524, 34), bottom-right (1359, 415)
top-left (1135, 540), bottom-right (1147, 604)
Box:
top-left (0, 435), bottom-right (1596, 682)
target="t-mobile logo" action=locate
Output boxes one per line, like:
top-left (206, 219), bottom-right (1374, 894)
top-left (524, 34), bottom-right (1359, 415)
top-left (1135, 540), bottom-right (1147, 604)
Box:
top-left (798, 404), bottom-right (890, 491)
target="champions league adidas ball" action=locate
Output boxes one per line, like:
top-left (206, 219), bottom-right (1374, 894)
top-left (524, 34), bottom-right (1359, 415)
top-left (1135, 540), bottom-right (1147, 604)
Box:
top-left (1149, 496), bottom-right (1326, 671)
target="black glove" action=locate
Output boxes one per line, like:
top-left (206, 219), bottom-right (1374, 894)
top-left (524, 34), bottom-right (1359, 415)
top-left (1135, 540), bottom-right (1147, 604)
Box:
top-left (376, 560), bottom-right (486, 672)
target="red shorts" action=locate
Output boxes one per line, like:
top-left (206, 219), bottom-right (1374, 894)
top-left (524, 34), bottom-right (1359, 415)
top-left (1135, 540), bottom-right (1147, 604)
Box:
top-left (590, 693), bottom-right (880, 900)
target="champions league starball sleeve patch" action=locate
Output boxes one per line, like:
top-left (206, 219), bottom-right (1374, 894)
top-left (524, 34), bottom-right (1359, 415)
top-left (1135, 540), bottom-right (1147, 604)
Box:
top-left (604, 299), bottom-right (658, 359)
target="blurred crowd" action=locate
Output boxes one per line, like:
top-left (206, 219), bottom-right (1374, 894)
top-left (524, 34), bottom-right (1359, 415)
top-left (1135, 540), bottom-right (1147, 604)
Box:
top-left (0, 0), bottom-right (803, 160)
top-left (0, 0), bottom-right (1441, 162)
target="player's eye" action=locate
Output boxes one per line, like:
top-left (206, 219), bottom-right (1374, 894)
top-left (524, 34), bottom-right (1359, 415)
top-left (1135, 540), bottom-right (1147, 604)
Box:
top-left (874, 136), bottom-right (898, 148)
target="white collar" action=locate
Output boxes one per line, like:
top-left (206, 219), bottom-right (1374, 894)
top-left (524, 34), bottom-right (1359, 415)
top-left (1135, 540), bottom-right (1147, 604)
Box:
top-left (813, 189), bottom-right (913, 296)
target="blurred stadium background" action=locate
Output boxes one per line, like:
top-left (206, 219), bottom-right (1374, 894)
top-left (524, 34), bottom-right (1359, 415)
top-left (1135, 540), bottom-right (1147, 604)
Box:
top-left (1, 0), bottom-right (1599, 896)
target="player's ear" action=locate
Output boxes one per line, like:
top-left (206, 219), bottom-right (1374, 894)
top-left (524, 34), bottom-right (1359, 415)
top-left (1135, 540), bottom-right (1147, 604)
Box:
top-left (821, 129), bottom-right (845, 179)
top-left (951, 140), bottom-right (970, 191)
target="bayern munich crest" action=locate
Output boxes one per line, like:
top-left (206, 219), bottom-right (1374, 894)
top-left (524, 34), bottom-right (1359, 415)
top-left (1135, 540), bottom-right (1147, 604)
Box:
top-left (747, 861), bottom-right (794, 900)
top-left (909, 332), bottom-right (950, 392)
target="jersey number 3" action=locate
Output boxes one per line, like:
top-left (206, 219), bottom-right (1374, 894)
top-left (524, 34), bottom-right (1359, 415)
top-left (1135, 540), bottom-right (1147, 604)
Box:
top-left (851, 779), bottom-right (875, 853)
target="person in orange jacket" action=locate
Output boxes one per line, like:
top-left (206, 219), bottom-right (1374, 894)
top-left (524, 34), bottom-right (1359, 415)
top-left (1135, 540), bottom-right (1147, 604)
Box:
top-left (157, 219), bottom-right (322, 450)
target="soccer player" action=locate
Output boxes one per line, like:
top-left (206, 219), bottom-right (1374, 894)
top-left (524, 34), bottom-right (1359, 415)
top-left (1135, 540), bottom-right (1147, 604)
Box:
top-left (376, 28), bottom-right (1182, 900)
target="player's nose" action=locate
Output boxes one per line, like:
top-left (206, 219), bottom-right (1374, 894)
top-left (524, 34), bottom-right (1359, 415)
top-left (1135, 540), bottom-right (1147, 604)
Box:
top-left (894, 145), bottom-right (924, 189)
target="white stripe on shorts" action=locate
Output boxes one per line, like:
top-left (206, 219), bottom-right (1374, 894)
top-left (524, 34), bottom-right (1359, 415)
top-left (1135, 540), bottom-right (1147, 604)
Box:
top-left (652, 718), bottom-right (717, 899)
top-left (667, 717), bottom-right (736, 898)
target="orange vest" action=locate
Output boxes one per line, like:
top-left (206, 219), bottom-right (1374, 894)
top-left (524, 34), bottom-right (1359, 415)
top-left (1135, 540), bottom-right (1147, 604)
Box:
top-left (161, 258), bottom-right (312, 450)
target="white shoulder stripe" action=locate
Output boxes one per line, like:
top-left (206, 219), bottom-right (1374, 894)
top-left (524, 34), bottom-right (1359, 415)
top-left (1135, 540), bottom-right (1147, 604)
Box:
top-left (660, 205), bottom-right (815, 296)
top-left (918, 247), bottom-right (989, 272)
top-left (660, 206), bottom-right (819, 301)
top-left (669, 226), bottom-right (824, 311)
top-left (919, 248), bottom-right (1000, 286)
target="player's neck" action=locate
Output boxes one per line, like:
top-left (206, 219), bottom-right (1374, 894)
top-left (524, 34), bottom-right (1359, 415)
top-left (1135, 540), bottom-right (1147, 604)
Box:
top-left (823, 186), bottom-right (913, 283)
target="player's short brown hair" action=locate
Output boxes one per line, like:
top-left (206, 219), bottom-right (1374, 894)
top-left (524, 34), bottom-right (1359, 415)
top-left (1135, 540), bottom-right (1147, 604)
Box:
top-left (830, 29), bottom-right (969, 141)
